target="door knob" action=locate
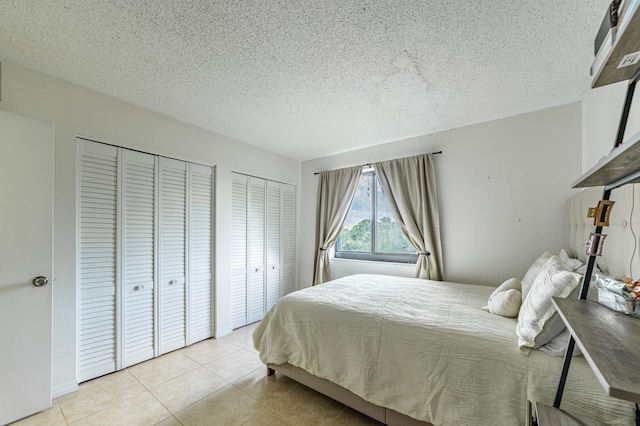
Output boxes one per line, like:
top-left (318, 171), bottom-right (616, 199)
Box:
top-left (32, 276), bottom-right (49, 287)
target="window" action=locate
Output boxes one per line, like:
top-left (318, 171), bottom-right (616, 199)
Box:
top-left (335, 169), bottom-right (417, 263)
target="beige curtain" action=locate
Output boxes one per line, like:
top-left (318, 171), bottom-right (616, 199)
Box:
top-left (374, 154), bottom-right (443, 280)
top-left (312, 166), bottom-right (362, 285)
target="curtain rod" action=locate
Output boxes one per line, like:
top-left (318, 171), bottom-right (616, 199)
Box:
top-left (313, 150), bottom-right (442, 175)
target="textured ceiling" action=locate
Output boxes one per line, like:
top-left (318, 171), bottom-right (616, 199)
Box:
top-left (0, 1), bottom-right (607, 160)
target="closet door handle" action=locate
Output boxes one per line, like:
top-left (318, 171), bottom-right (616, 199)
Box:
top-left (32, 276), bottom-right (49, 287)
top-left (133, 285), bottom-right (144, 291)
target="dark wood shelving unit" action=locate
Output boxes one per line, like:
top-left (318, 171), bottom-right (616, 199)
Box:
top-left (533, 4), bottom-right (640, 425)
top-left (572, 130), bottom-right (640, 189)
top-left (592, 1), bottom-right (640, 88)
top-left (534, 401), bottom-right (604, 426)
top-left (553, 298), bottom-right (640, 403)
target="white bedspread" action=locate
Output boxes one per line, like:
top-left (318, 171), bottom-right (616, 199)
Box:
top-left (253, 274), bottom-right (635, 426)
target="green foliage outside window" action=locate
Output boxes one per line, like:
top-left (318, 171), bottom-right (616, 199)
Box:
top-left (376, 216), bottom-right (414, 253)
top-left (336, 170), bottom-right (416, 260)
top-left (337, 219), bottom-right (371, 252)
top-left (337, 217), bottom-right (414, 254)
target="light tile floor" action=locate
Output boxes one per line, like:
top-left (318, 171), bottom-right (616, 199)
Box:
top-left (12, 322), bottom-right (382, 426)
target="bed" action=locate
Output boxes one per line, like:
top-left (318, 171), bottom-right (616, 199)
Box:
top-left (253, 186), bottom-right (640, 425)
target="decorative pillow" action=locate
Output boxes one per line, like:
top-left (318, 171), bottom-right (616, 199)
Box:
top-left (488, 289), bottom-right (522, 317)
top-left (558, 249), bottom-right (583, 271)
top-left (486, 278), bottom-right (522, 317)
top-left (516, 255), bottom-right (580, 352)
top-left (530, 272), bottom-right (600, 348)
top-left (490, 277), bottom-right (522, 296)
top-left (564, 273), bottom-right (599, 302)
top-left (521, 251), bottom-right (553, 301)
top-left (539, 328), bottom-right (582, 357)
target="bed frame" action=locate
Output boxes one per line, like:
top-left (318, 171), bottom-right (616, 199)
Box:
top-left (267, 363), bottom-right (432, 426)
top-left (264, 185), bottom-right (640, 426)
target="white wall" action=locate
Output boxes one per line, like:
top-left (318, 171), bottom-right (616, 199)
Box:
top-left (300, 103), bottom-right (583, 288)
top-left (0, 61), bottom-right (300, 397)
top-left (582, 81), bottom-right (640, 172)
top-left (2, 57), bottom-right (613, 398)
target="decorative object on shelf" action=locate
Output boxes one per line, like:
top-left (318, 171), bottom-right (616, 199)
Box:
top-left (591, 0), bottom-right (640, 87)
top-left (596, 275), bottom-right (640, 316)
top-left (587, 200), bottom-right (615, 226)
top-left (594, 0), bottom-right (621, 56)
top-left (592, 0), bottom-right (624, 78)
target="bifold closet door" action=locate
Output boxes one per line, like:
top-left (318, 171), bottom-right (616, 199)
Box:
top-left (265, 181), bottom-right (281, 311)
top-left (158, 158), bottom-right (187, 355)
top-left (188, 164), bottom-right (214, 343)
top-left (121, 150), bottom-right (156, 368)
top-left (280, 183), bottom-right (296, 297)
top-left (79, 140), bottom-right (214, 380)
top-left (78, 141), bottom-right (118, 382)
top-left (247, 177), bottom-right (266, 324)
top-left (231, 174), bottom-right (248, 329)
top-left (230, 173), bottom-right (296, 329)
top-left (266, 181), bottom-right (296, 304)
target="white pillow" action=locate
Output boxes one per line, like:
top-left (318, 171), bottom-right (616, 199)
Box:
top-left (488, 289), bottom-right (522, 317)
top-left (558, 249), bottom-right (583, 271)
top-left (521, 251), bottom-right (553, 301)
top-left (539, 328), bottom-right (582, 357)
top-left (516, 255), bottom-right (580, 352)
top-left (486, 278), bottom-right (522, 317)
top-left (529, 272), bottom-right (600, 348)
top-left (490, 277), bottom-right (522, 296)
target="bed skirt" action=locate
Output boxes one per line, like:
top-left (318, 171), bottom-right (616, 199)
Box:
top-left (267, 362), bottom-right (433, 426)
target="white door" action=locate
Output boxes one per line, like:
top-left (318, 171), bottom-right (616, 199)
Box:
top-left (188, 164), bottom-right (214, 343)
top-left (122, 149), bottom-right (156, 367)
top-left (158, 157), bottom-right (187, 354)
top-left (280, 183), bottom-right (296, 297)
top-left (0, 110), bottom-right (54, 424)
top-left (265, 181), bottom-right (281, 311)
top-left (78, 140), bottom-right (118, 381)
top-left (230, 173), bottom-right (248, 329)
top-left (247, 177), bottom-right (266, 323)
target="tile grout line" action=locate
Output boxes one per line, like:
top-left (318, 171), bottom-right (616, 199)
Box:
top-left (15, 324), bottom-right (270, 426)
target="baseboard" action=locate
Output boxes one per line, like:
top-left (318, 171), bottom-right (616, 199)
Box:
top-left (215, 327), bottom-right (233, 338)
top-left (52, 380), bottom-right (78, 399)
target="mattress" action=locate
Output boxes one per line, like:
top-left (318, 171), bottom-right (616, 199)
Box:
top-left (253, 274), bottom-right (635, 426)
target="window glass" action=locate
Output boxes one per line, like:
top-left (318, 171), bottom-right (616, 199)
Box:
top-left (336, 173), bottom-right (371, 253)
top-left (336, 170), bottom-right (416, 262)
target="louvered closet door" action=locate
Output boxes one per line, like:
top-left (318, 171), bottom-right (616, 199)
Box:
top-left (247, 177), bottom-right (266, 323)
top-left (78, 140), bottom-right (118, 382)
top-left (265, 181), bottom-right (281, 311)
top-left (188, 164), bottom-right (214, 343)
top-left (121, 150), bottom-right (156, 367)
top-left (158, 157), bottom-right (187, 354)
top-left (280, 183), bottom-right (296, 296)
top-left (231, 173), bottom-right (248, 329)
